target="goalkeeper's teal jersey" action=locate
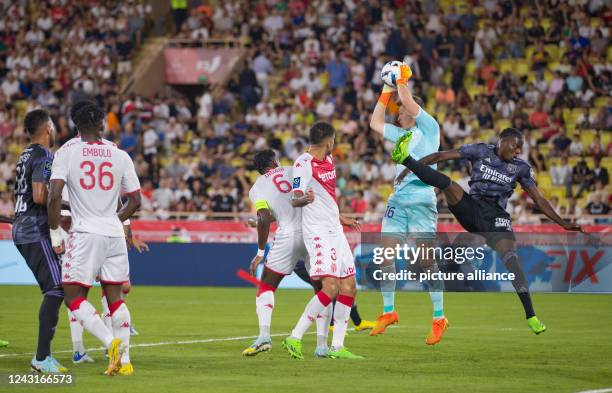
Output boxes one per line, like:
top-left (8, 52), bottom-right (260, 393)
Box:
top-left (383, 107), bottom-right (440, 195)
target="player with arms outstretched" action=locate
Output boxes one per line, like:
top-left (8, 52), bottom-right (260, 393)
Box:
top-left (390, 126), bottom-right (584, 334)
top-left (282, 122), bottom-right (362, 360)
top-left (47, 102), bottom-right (141, 376)
top-left (369, 64), bottom-right (448, 343)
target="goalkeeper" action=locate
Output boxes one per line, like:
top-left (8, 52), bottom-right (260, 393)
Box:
top-left (368, 63), bottom-right (448, 345)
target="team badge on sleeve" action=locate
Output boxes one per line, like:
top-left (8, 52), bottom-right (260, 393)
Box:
top-left (292, 177), bottom-right (301, 189)
top-left (43, 160), bottom-right (53, 180)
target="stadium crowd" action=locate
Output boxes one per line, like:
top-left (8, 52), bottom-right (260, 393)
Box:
top-left (0, 0), bottom-right (610, 223)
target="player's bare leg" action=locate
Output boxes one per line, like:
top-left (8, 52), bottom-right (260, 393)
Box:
top-left (328, 276), bottom-right (363, 359)
top-left (283, 276), bottom-right (337, 360)
top-left (493, 238), bottom-right (546, 334)
top-left (371, 235), bottom-right (400, 336)
top-left (243, 267), bottom-right (283, 356)
top-left (63, 284), bottom-right (122, 375)
top-left (102, 283), bottom-right (133, 375)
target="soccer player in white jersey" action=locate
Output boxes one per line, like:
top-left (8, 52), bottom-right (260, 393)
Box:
top-left (47, 102), bottom-right (141, 376)
top-left (282, 122), bottom-right (362, 360)
top-left (242, 149), bottom-right (332, 356)
top-left (60, 188), bottom-right (148, 364)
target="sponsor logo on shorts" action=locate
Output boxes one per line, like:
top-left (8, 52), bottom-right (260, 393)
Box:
top-left (495, 217), bottom-right (512, 230)
top-left (292, 177), bottom-right (300, 189)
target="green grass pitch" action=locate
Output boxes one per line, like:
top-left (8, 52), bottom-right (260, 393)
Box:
top-left (0, 286), bottom-right (611, 393)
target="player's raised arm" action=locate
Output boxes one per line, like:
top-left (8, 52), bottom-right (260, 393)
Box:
top-left (396, 64), bottom-right (419, 117)
top-left (369, 85), bottom-right (396, 135)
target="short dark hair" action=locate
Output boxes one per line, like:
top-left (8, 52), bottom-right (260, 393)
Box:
top-left (24, 109), bottom-right (50, 136)
top-left (72, 103), bottom-right (105, 133)
top-left (309, 121), bottom-right (335, 145)
top-left (254, 149), bottom-right (277, 174)
top-left (499, 127), bottom-right (523, 141)
top-left (70, 100), bottom-right (97, 123)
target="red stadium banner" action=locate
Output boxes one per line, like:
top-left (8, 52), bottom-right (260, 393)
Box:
top-left (164, 48), bottom-right (242, 85)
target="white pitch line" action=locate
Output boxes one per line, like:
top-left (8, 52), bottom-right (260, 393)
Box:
top-left (0, 327), bottom-right (369, 359)
top-left (575, 389), bottom-right (612, 393)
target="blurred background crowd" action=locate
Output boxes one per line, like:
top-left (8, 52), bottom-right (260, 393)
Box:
top-left (0, 0), bottom-right (610, 223)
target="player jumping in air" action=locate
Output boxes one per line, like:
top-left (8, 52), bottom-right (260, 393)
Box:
top-left (369, 64), bottom-right (448, 343)
top-left (282, 122), bottom-right (362, 360)
top-left (48, 102), bottom-right (142, 375)
top-left (12, 109), bottom-right (67, 373)
top-left (390, 120), bottom-right (584, 334)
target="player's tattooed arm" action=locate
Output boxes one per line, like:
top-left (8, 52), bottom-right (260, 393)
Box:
top-left (48, 179), bottom-right (66, 254)
top-left (250, 208), bottom-right (274, 276)
top-left (291, 189), bottom-right (314, 207)
top-left (524, 185), bottom-right (584, 232)
top-left (117, 191), bottom-right (142, 223)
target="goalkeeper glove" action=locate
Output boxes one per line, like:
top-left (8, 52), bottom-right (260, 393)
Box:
top-left (396, 64), bottom-right (412, 85)
top-left (378, 84), bottom-right (396, 107)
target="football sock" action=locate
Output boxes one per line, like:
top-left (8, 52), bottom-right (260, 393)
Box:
top-left (36, 294), bottom-right (62, 361)
top-left (69, 297), bottom-right (113, 348)
top-left (502, 250), bottom-right (535, 319)
top-left (350, 304), bottom-right (362, 326)
top-left (331, 295), bottom-right (354, 349)
top-left (381, 263), bottom-right (396, 313)
top-left (424, 262), bottom-right (445, 319)
top-left (68, 310), bottom-right (85, 354)
top-left (109, 300), bottom-right (131, 364)
top-left (402, 156), bottom-right (452, 190)
top-left (291, 291), bottom-right (332, 340)
top-left (255, 283), bottom-right (276, 339)
top-left (316, 303), bottom-right (332, 348)
top-left (101, 295), bottom-right (112, 331)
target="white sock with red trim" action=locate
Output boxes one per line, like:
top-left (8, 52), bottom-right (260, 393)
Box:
top-left (331, 294), bottom-right (354, 349)
top-left (109, 300), bottom-right (131, 364)
top-left (68, 310), bottom-right (85, 354)
top-left (316, 303), bottom-right (332, 348)
top-left (290, 291), bottom-right (332, 340)
top-left (69, 297), bottom-right (113, 348)
top-left (255, 283), bottom-right (275, 339)
top-left (101, 295), bottom-right (113, 331)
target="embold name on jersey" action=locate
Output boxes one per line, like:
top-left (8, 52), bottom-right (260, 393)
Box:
top-left (264, 167), bottom-right (284, 177)
top-left (480, 164), bottom-right (512, 184)
top-left (82, 147), bottom-right (112, 158)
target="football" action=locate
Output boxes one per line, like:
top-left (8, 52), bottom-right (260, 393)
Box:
top-left (381, 60), bottom-right (404, 87)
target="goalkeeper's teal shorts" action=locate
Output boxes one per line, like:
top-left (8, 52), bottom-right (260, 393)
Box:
top-left (381, 187), bottom-right (438, 239)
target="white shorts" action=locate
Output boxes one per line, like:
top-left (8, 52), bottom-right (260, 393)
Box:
top-left (304, 233), bottom-right (355, 280)
top-left (62, 232), bottom-right (129, 287)
top-left (265, 231), bottom-right (308, 276)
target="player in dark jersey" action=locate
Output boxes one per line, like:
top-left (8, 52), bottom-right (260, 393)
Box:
top-left (390, 127), bottom-right (583, 335)
top-left (12, 109), bottom-right (68, 373)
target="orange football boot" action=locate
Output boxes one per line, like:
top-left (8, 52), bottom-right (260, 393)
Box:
top-left (425, 317), bottom-right (449, 345)
top-left (369, 311), bottom-right (399, 336)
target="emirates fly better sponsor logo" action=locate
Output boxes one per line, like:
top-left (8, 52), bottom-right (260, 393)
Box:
top-left (479, 164), bottom-right (512, 184)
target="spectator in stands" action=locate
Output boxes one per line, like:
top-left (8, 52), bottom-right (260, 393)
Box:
top-left (585, 193), bottom-right (610, 215)
top-left (568, 132), bottom-right (584, 156)
top-left (551, 155), bottom-right (573, 196)
top-left (552, 130), bottom-right (572, 156)
top-left (495, 94), bottom-right (516, 119)
top-left (573, 159), bottom-right (593, 198)
top-left (592, 156), bottom-right (609, 186)
top-left (588, 132), bottom-right (605, 156)
top-left (326, 52), bottom-right (349, 91)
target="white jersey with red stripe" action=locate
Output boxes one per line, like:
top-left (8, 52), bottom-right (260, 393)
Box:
top-left (248, 166), bottom-right (301, 235)
top-left (291, 152), bottom-right (341, 235)
top-left (50, 138), bottom-right (140, 238)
